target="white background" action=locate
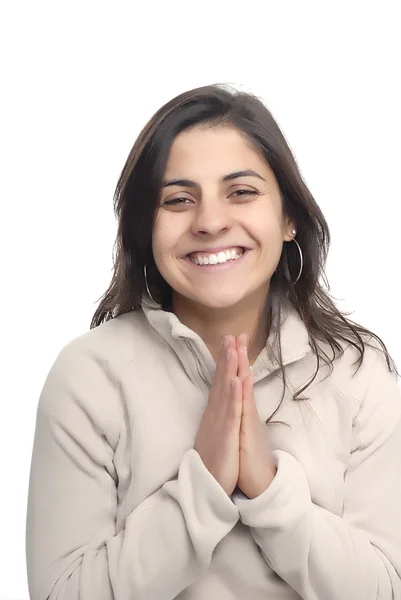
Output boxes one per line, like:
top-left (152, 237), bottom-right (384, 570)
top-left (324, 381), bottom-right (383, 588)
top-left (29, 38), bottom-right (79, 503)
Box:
top-left (1, 1), bottom-right (400, 598)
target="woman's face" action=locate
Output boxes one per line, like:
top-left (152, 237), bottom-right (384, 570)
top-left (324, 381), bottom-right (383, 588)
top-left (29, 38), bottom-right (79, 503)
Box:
top-left (152, 125), bottom-right (295, 311)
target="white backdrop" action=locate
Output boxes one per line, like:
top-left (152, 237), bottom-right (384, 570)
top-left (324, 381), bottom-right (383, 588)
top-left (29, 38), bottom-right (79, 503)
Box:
top-left (1, 1), bottom-right (400, 598)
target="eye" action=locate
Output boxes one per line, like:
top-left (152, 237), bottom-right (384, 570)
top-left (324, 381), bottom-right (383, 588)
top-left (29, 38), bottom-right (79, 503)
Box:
top-left (231, 189), bottom-right (258, 199)
top-left (161, 197), bottom-right (193, 207)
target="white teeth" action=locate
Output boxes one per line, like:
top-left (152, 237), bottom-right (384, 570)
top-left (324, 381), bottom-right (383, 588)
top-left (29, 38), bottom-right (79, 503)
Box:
top-left (189, 248), bottom-right (245, 265)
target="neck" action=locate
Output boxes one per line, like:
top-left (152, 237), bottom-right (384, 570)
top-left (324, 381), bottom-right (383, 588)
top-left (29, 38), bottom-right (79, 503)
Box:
top-left (172, 286), bottom-right (270, 365)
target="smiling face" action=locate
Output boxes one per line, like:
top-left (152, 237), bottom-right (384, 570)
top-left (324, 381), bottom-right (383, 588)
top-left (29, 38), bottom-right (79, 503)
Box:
top-left (152, 125), bottom-right (295, 313)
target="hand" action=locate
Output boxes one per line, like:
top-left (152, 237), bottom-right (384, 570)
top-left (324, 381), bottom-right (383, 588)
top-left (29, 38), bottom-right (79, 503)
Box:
top-left (235, 334), bottom-right (277, 499)
top-left (194, 335), bottom-right (242, 496)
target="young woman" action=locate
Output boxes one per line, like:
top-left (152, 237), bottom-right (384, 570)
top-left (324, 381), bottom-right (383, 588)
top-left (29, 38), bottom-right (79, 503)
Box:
top-left (26, 84), bottom-right (401, 600)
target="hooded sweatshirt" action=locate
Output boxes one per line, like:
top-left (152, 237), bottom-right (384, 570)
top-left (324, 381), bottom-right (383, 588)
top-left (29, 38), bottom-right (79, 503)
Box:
top-left (26, 298), bottom-right (401, 600)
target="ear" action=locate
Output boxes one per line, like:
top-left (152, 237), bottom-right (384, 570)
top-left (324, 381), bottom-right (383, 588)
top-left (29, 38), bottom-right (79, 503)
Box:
top-left (283, 216), bottom-right (296, 242)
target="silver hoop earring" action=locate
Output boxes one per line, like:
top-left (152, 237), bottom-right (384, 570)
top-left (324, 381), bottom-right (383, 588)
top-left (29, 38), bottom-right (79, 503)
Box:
top-left (288, 229), bottom-right (303, 284)
top-left (144, 264), bottom-right (156, 303)
top-left (290, 236), bottom-right (303, 284)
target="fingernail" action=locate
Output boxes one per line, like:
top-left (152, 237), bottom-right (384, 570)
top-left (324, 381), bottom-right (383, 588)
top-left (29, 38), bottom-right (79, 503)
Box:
top-left (243, 334), bottom-right (248, 347)
top-left (223, 336), bottom-right (230, 349)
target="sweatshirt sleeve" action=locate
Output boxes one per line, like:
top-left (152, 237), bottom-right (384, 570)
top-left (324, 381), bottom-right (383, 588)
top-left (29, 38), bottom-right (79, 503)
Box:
top-left (231, 350), bottom-right (401, 600)
top-left (26, 343), bottom-right (239, 600)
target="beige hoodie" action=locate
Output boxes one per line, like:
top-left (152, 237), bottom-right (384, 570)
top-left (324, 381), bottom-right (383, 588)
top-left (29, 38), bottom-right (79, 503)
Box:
top-left (26, 299), bottom-right (401, 599)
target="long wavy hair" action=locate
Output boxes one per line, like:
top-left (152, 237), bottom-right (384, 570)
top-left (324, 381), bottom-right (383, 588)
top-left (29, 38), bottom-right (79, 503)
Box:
top-left (90, 83), bottom-right (399, 423)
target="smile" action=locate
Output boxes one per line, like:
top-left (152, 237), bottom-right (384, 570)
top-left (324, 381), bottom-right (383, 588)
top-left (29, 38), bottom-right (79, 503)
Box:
top-left (182, 247), bottom-right (251, 272)
top-left (190, 246), bottom-right (244, 265)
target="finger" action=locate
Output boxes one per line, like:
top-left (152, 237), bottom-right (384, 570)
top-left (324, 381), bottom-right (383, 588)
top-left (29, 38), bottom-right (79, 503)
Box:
top-left (215, 335), bottom-right (234, 382)
top-left (218, 345), bottom-right (240, 422)
top-left (236, 333), bottom-right (251, 381)
top-left (241, 374), bottom-right (255, 420)
top-left (225, 376), bottom-right (242, 422)
top-left (212, 335), bottom-right (236, 409)
top-left (225, 337), bottom-right (238, 383)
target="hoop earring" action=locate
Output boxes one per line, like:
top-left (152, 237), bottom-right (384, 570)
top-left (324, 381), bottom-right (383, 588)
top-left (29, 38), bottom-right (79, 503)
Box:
top-left (284, 229), bottom-right (303, 285)
top-left (144, 264), bottom-right (156, 303)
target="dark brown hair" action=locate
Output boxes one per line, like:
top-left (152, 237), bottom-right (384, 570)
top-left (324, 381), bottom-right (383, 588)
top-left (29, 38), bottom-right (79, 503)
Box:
top-left (90, 83), bottom-right (399, 423)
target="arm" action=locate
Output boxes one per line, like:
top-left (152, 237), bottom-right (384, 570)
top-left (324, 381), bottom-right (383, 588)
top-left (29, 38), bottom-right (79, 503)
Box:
top-left (232, 351), bottom-right (401, 600)
top-left (26, 343), bottom-right (239, 600)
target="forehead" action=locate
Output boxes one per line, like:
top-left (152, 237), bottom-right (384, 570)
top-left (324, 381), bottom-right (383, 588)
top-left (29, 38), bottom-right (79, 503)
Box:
top-left (164, 126), bottom-right (271, 177)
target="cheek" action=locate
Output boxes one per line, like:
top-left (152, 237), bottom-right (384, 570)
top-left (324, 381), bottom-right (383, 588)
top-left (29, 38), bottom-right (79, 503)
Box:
top-left (152, 218), bottom-right (179, 266)
top-left (151, 218), bottom-right (166, 268)
top-left (245, 208), bottom-right (281, 244)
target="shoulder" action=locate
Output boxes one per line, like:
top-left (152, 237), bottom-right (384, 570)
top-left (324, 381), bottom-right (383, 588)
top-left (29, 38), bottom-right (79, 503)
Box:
top-left (56, 309), bottom-right (160, 374)
top-left (315, 335), bottom-right (400, 413)
top-left (293, 333), bottom-right (398, 403)
top-left (37, 309), bottom-right (161, 427)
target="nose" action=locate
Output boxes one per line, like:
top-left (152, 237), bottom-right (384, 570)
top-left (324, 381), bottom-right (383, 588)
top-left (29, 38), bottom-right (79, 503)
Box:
top-left (191, 198), bottom-right (234, 237)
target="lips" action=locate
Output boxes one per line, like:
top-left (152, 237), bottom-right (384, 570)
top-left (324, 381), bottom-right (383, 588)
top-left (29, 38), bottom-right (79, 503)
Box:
top-left (183, 247), bottom-right (251, 272)
top-left (186, 245), bottom-right (246, 259)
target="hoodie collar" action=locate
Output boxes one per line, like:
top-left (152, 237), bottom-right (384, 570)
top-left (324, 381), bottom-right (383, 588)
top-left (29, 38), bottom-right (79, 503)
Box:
top-left (141, 296), bottom-right (311, 387)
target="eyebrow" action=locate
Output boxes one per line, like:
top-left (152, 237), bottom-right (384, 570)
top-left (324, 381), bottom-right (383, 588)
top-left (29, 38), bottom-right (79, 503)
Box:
top-left (162, 169), bottom-right (266, 188)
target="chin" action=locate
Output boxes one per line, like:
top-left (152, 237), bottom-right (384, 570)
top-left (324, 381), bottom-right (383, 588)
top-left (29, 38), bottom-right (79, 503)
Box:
top-left (189, 291), bottom-right (248, 311)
